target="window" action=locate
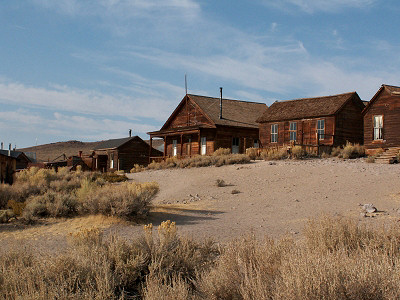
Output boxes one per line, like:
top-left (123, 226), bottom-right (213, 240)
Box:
top-left (201, 137), bottom-right (207, 155)
top-left (187, 137), bottom-right (191, 155)
top-left (110, 153), bottom-right (114, 169)
top-left (172, 139), bottom-right (177, 156)
top-left (232, 137), bottom-right (240, 154)
top-left (271, 124), bottom-right (278, 143)
top-left (254, 139), bottom-right (259, 148)
top-left (373, 115), bottom-right (383, 140)
top-left (317, 119), bottom-right (325, 140)
top-left (289, 122), bottom-right (297, 141)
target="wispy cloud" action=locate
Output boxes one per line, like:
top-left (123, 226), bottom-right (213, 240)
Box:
top-left (265, 0), bottom-right (377, 13)
top-left (0, 78), bottom-right (180, 122)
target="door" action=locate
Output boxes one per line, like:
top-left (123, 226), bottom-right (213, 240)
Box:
top-left (201, 137), bottom-right (207, 155)
top-left (232, 137), bottom-right (240, 154)
top-left (172, 139), bottom-right (178, 156)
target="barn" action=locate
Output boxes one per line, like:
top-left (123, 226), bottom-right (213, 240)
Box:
top-left (256, 92), bottom-right (365, 153)
top-left (362, 84), bottom-right (400, 161)
top-left (93, 136), bottom-right (163, 172)
top-left (148, 93), bottom-right (268, 159)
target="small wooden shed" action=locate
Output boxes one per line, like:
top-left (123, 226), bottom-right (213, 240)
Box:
top-left (148, 94), bottom-right (267, 159)
top-left (0, 153), bottom-right (16, 184)
top-left (257, 92), bottom-right (365, 152)
top-left (93, 136), bottom-right (162, 172)
top-left (363, 84), bottom-right (400, 155)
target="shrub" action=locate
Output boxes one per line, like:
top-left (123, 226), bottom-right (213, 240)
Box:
top-left (0, 221), bottom-right (218, 299)
top-left (130, 164), bottom-right (145, 173)
top-left (291, 146), bottom-right (306, 159)
top-left (366, 156), bottom-right (375, 163)
top-left (213, 148), bottom-right (231, 156)
top-left (100, 172), bottom-right (129, 183)
top-left (261, 148), bottom-right (288, 160)
top-left (246, 147), bottom-right (260, 160)
top-left (331, 142), bottom-right (366, 159)
top-left (82, 182), bottom-right (159, 220)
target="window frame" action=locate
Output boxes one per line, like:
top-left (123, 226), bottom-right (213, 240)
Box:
top-left (373, 115), bottom-right (383, 140)
top-left (289, 122), bottom-right (297, 142)
top-left (172, 139), bottom-right (178, 156)
top-left (271, 124), bottom-right (278, 143)
top-left (317, 119), bottom-right (325, 140)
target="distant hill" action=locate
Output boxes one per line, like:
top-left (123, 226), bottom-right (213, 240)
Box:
top-left (18, 139), bottom-right (164, 162)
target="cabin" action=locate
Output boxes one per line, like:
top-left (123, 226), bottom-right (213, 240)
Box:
top-left (256, 92), bottom-right (365, 152)
top-left (148, 93), bottom-right (268, 159)
top-left (363, 84), bottom-right (400, 155)
top-left (0, 153), bottom-right (16, 184)
top-left (93, 136), bottom-right (163, 172)
top-left (0, 150), bottom-right (31, 170)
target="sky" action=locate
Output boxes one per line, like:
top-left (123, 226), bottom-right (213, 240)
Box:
top-left (1, 0), bottom-right (400, 148)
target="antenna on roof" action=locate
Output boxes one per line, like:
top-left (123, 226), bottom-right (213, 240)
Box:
top-left (219, 87), bottom-right (223, 119)
top-left (185, 74), bottom-right (188, 95)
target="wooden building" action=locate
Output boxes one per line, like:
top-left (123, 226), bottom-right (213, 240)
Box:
top-left (93, 136), bottom-right (162, 172)
top-left (257, 92), bottom-right (365, 151)
top-left (363, 84), bottom-right (400, 155)
top-left (0, 150), bottom-right (31, 170)
top-left (148, 94), bottom-right (268, 159)
top-left (0, 153), bottom-right (16, 184)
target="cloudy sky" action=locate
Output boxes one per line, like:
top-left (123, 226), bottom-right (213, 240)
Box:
top-left (1, 0), bottom-right (399, 148)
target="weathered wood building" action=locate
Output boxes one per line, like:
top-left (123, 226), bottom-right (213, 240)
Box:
top-left (0, 150), bottom-right (31, 170)
top-left (0, 153), bottom-right (16, 184)
top-left (257, 92), bottom-right (365, 151)
top-left (93, 136), bottom-right (162, 171)
top-left (363, 84), bottom-right (400, 155)
top-left (148, 94), bottom-right (268, 159)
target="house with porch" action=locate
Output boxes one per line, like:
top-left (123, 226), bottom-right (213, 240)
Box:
top-left (148, 93), bottom-right (268, 159)
top-left (256, 92), bottom-right (365, 152)
top-left (92, 136), bottom-right (163, 171)
top-left (362, 84), bottom-right (400, 161)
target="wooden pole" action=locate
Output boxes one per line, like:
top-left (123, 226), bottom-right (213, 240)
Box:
top-left (180, 134), bottom-right (183, 157)
top-left (198, 130), bottom-right (201, 155)
top-left (163, 136), bottom-right (167, 160)
top-left (149, 136), bottom-right (153, 163)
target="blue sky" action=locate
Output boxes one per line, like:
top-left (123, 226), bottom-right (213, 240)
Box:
top-left (1, 0), bottom-right (400, 148)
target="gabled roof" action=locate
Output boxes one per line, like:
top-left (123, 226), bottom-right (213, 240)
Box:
top-left (257, 92), bottom-right (360, 123)
top-left (0, 150), bottom-right (30, 161)
top-left (94, 137), bottom-right (137, 150)
top-left (189, 94), bottom-right (268, 128)
top-left (157, 94), bottom-right (268, 132)
top-left (362, 84), bottom-right (400, 115)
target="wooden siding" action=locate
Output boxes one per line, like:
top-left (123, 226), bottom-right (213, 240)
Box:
top-left (364, 88), bottom-right (400, 150)
top-left (163, 126), bottom-right (260, 157)
top-left (94, 137), bottom-right (162, 171)
top-left (165, 99), bottom-right (212, 130)
top-left (259, 117), bottom-right (335, 148)
top-left (0, 154), bottom-right (16, 184)
top-left (334, 97), bottom-right (364, 146)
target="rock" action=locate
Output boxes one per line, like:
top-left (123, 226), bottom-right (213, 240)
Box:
top-left (359, 203), bottom-right (377, 213)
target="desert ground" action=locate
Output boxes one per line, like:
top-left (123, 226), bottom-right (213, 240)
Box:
top-left (2, 158), bottom-right (400, 252)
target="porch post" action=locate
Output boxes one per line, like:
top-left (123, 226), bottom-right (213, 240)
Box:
top-left (180, 134), bottom-right (183, 157)
top-left (198, 130), bottom-right (201, 155)
top-left (149, 136), bottom-right (153, 163)
top-left (243, 137), bottom-right (246, 154)
top-left (163, 136), bottom-right (167, 160)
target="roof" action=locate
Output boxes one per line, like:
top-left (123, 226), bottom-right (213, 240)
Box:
top-left (0, 152), bottom-right (17, 160)
top-left (94, 137), bottom-right (137, 150)
top-left (188, 94), bottom-right (267, 128)
top-left (0, 149), bottom-right (29, 160)
top-left (257, 92), bottom-right (360, 123)
top-left (362, 84), bottom-right (400, 115)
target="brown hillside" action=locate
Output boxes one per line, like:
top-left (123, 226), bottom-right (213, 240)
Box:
top-left (18, 139), bottom-right (164, 162)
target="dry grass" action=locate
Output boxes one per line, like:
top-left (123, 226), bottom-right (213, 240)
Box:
top-left (260, 148), bottom-right (289, 160)
top-left (3, 216), bottom-right (400, 299)
top-left (331, 142), bottom-right (366, 159)
top-left (0, 167), bottom-right (158, 223)
top-left (147, 153), bottom-right (251, 171)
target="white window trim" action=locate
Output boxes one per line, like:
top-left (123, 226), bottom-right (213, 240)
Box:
top-left (373, 115), bottom-right (383, 140)
top-left (317, 119), bottom-right (325, 140)
top-left (289, 122), bottom-right (297, 142)
top-left (271, 124), bottom-right (278, 143)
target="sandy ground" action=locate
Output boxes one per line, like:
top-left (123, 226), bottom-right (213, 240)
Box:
top-left (2, 158), bottom-right (400, 252)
